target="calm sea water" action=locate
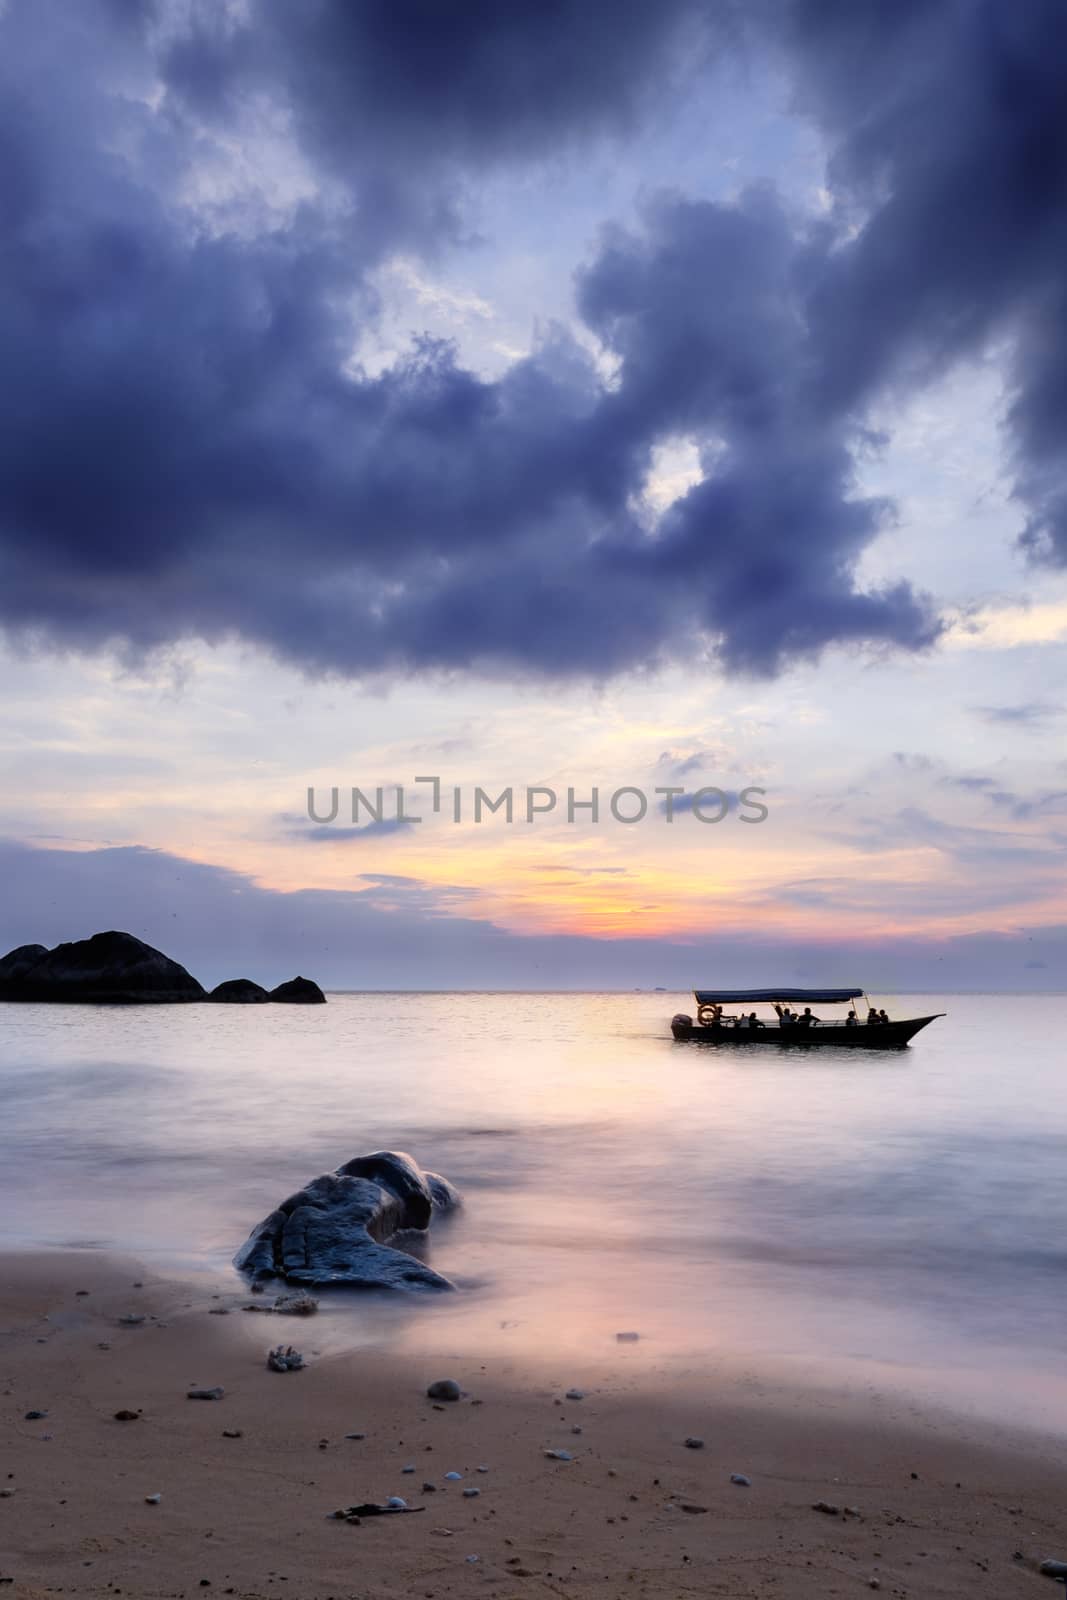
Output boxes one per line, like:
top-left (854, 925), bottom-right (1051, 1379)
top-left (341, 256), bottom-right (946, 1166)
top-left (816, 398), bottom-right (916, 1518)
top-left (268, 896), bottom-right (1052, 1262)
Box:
top-left (2, 992), bottom-right (1064, 1428)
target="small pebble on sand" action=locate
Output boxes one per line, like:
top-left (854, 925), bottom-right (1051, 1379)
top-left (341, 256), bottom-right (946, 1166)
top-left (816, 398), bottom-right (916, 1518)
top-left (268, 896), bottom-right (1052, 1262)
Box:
top-left (267, 1345), bottom-right (304, 1372)
top-left (444, 1471), bottom-right (463, 1481)
top-left (730, 1473), bottom-right (751, 1486)
top-left (615, 1331), bottom-right (640, 1342)
top-left (462, 1487), bottom-right (480, 1498)
top-left (684, 1437), bottom-right (704, 1450)
top-left (273, 1290), bottom-right (319, 1316)
top-left (427, 1379), bottom-right (461, 1402)
top-left (144, 1494), bottom-right (161, 1505)
top-left (544, 1449), bottom-right (573, 1462)
top-left (187, 1387), bottom-right (225, 1401)
top-left (565, 1388), bottom-right (585, 1400)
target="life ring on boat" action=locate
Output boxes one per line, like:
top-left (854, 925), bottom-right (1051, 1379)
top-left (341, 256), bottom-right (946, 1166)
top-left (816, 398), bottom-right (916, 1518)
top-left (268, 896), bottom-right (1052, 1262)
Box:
top-left (697, 1003), bottom-right (720, 1026)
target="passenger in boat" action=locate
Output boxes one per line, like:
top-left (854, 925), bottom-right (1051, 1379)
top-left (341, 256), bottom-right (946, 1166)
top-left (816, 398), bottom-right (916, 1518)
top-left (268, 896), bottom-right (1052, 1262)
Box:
top-left (866, 1007), bottom-right (879, 1025)
top-left (736, 1013), bottom-right (750, 1029)
top-left (845, 1010), bottom-right (858, 1027)
top-left (748, 1011), bottom-right (765, 1029)
top-left (878, 1008), bottom-right (890, 1024)
top-left (796, 1006), bottom-right (821, 1028)
top-left (775, 1004), bottom-right (795, 1027)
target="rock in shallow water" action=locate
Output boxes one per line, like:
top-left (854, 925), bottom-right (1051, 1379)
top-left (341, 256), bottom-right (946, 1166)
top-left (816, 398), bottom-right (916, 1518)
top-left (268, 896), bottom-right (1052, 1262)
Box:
top-left (269, 975), bottom-right (326, 1004)
top-left (234, 1150), bottom-right (459, 1291)
top-left (0, 944), bottom-right (48, 986)
top-left (208, 978), bottom-right (270, 1003)
top-left (0, 931), bottom-right (204, 1004)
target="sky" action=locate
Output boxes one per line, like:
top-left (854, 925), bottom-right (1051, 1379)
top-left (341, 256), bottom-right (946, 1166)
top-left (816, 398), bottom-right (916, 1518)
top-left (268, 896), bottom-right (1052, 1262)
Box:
top-left (1, 0), bottom-right (1066, 990)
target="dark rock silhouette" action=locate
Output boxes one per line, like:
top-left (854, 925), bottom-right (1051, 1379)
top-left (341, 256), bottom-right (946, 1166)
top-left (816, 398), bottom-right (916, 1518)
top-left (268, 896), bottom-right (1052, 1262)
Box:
top-left (0, 932), bottom-right (328, 1006)
top-left (0, 944), bottom-right (48, 986)
top-left (235, 1150), bottom-right (459, 1291)
top-left (0, 931), bottom-right (204, 1003)
top-left (270, 975), bottom-right (326, 1004)
top-left (209, 978), bottom-right (270, 1003)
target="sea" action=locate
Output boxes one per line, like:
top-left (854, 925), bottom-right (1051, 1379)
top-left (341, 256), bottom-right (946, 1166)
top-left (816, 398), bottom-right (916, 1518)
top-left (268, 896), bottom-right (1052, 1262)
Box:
top-left (2, 991), bottom-right (1064, 1430)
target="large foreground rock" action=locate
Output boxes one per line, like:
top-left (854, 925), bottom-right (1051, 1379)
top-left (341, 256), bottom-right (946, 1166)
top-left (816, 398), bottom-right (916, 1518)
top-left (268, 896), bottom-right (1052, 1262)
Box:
top-left (0, 931), bottom-right (205, 1003)
top-left (235, 1150), bottom-right (460, 1291)
top-left (270, 975), bottom-right (326, 1004)
top-left (209, 978), bottom-right (270, 1003)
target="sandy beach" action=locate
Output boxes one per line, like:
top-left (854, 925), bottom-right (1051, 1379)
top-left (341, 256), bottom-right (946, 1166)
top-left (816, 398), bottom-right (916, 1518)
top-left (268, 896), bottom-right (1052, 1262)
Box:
top-left (2, 1252), bottom-right (1064, 1599)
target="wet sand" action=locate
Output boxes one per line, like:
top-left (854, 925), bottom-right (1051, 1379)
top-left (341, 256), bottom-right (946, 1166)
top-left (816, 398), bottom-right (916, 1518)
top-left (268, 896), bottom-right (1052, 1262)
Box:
top-left (1, 1251), bottom-right (1064, 1599)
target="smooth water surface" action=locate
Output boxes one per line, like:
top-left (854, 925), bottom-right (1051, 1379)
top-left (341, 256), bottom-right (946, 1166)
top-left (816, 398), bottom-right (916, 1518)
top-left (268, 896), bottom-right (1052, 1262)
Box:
top-left (2, 992), bottom-right (1064, 1426)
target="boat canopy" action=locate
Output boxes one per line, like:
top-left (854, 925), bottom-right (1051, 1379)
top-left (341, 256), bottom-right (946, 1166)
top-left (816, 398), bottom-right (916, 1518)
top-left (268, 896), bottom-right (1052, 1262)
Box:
top-left (693, 987), bottom-right (864, 1005)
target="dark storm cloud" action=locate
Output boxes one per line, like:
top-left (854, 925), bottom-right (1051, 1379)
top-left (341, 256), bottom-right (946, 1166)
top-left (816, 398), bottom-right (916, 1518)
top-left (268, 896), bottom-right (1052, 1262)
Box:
top-left (770, 0), bottom-right (1067, 563)
top-left (576, 189), bottom-right (936, 670)
top-left (0, 0), bottom-right (1064, 681)
top-left (159, 0), bottom-right (712, 175)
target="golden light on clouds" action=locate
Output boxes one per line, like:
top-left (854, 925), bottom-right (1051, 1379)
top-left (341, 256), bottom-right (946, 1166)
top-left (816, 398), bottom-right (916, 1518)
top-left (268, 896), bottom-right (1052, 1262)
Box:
top-left (944, 599), bottom-right (1067, 650)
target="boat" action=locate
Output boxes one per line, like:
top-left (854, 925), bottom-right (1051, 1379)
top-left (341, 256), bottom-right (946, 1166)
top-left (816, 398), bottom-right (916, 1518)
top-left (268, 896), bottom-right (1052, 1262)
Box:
top-left (670, 988), bottom-right (943, 1047)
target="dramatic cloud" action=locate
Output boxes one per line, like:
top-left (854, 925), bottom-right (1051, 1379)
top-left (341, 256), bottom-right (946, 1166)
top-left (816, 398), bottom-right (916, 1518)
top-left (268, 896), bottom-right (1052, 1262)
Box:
top-left (773, 0), bottom-right (1067, 560)
top-left (159, 0), bottom-right (713, 203)
top-left (0, 1), bottom-right (1063, 681)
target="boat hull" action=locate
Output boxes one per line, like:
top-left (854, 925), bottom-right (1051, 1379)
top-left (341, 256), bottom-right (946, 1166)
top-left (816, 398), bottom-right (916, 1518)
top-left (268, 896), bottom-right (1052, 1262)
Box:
top-left (670, 1015), bottom-right (942, 1047)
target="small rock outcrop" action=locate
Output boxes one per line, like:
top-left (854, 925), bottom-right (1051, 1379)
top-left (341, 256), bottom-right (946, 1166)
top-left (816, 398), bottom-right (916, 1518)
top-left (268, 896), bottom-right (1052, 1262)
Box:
top-left (209, 978), bottom-right (270, 1004)
top-left (0, 931), bottom-right (205, 1004)
top-left (234, 1150), bottom-right (459, 1291)
top-left (0, 944), bottom-right (48, 986)
top-left (270, 975), bottom-right (326, 1004)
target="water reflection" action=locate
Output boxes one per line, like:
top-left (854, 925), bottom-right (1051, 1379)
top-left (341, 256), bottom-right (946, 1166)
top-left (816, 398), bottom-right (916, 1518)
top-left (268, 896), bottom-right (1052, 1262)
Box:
top-left (1, 990), bottom-right (1065, 1426)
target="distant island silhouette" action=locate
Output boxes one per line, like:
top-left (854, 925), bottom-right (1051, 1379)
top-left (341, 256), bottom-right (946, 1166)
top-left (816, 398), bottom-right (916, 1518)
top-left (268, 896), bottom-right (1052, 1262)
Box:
top-left (0, 930), bottom-right (325, 1005)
